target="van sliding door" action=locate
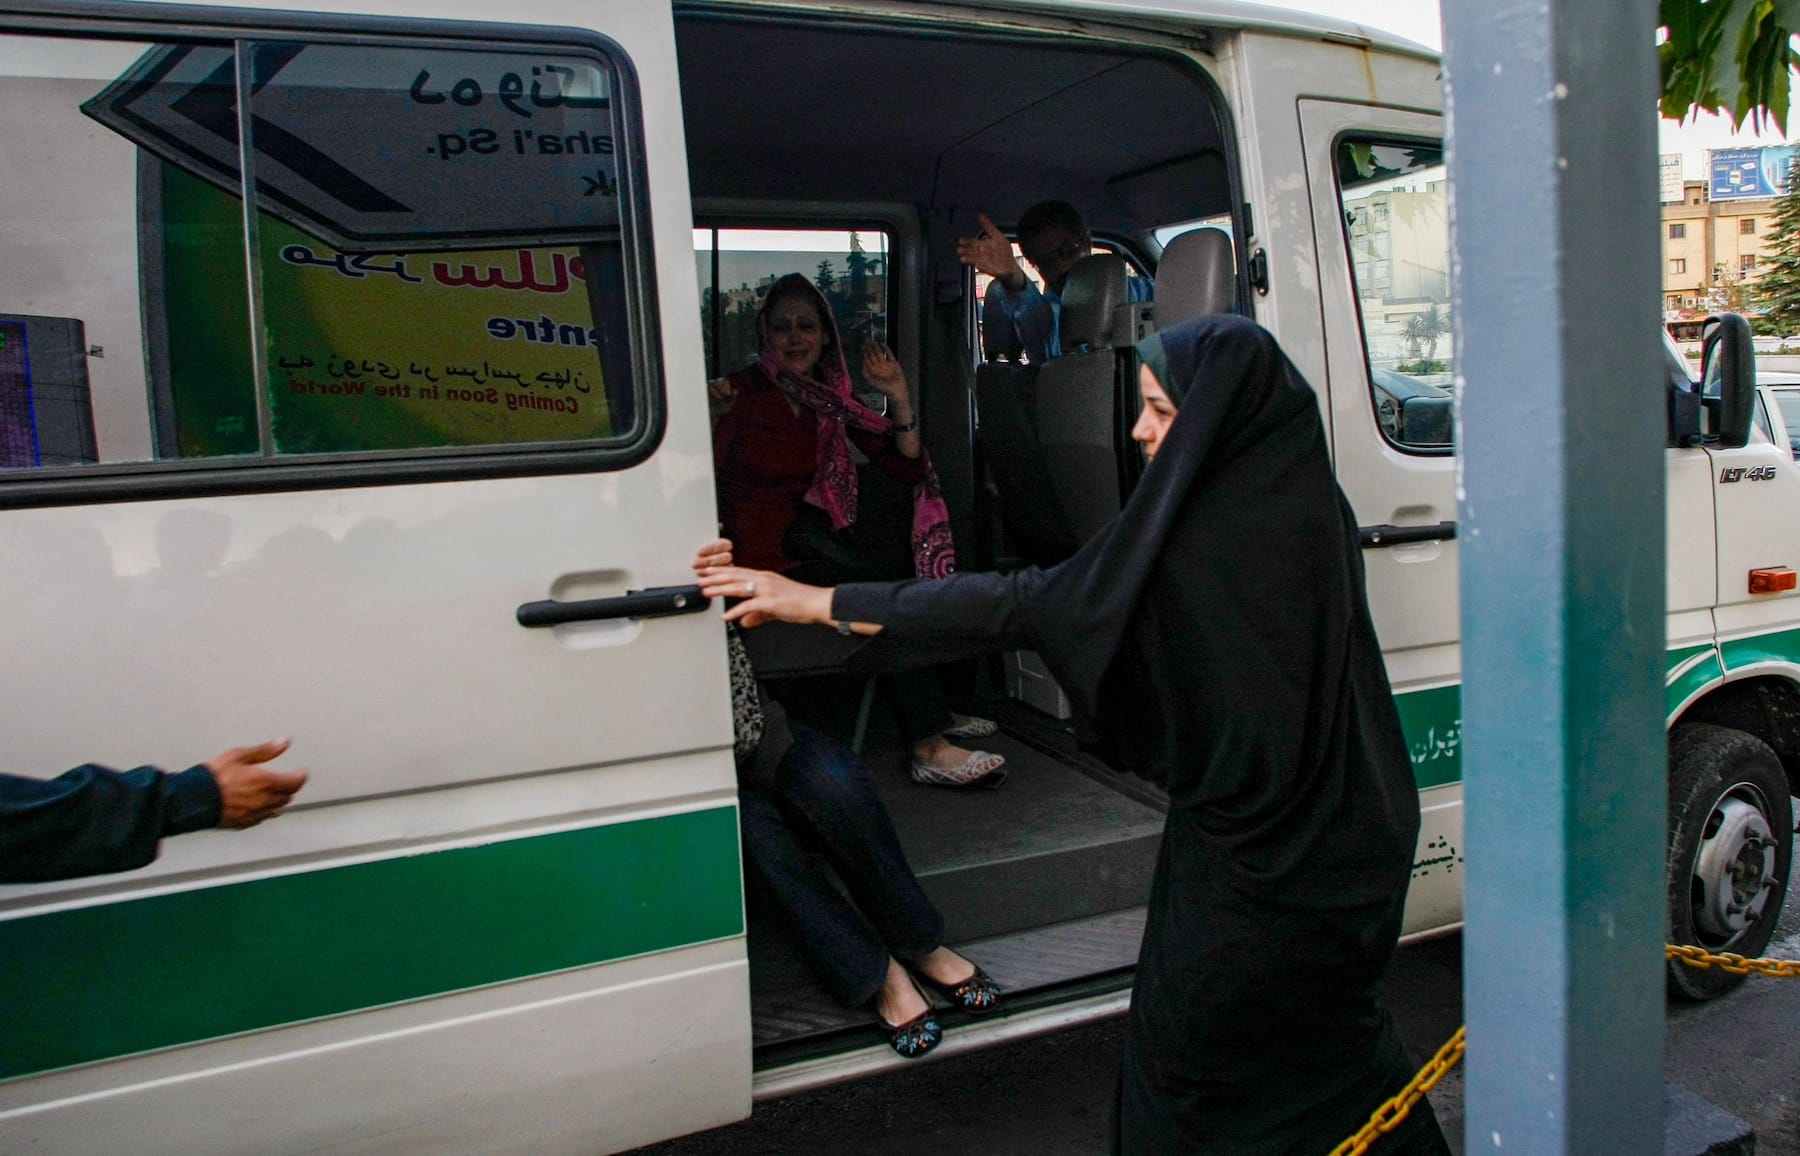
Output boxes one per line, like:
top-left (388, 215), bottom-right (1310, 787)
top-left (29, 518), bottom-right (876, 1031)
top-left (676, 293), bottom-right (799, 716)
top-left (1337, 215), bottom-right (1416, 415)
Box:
top-left (0, 3), bottom-right (749, 1152)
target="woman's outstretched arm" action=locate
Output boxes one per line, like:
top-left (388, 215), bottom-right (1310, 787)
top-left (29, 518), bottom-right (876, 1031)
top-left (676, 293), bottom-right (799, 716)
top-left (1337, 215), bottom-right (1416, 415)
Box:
top-left (693, 539), bottom-right (1040, 660)
top-left (692, 539), bottom-right (884, 634)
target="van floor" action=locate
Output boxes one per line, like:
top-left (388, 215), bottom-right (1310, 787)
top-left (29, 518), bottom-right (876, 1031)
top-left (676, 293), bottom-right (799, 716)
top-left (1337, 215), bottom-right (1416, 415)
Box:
top-left (748, 686), bottom-right (1165, 1066)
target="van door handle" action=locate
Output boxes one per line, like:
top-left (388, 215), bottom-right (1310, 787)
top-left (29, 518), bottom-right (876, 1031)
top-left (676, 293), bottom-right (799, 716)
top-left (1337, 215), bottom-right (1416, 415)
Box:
top-left (1359, 522), bottom-right (1457, 548)
top-left (516, 585), bottom-right (712, 627)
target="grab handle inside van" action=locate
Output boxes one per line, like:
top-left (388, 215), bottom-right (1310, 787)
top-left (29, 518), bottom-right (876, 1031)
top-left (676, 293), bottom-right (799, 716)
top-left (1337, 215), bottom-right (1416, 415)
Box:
top-left (516, 585), bottom-right (712, 627)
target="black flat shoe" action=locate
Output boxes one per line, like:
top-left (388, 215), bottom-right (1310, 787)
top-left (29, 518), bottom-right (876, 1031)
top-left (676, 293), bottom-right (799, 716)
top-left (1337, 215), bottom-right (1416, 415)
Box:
top-left (923, 965), bottom-right (1003, 1016)
top-left (873, 1005), bottom-right (943, 1058)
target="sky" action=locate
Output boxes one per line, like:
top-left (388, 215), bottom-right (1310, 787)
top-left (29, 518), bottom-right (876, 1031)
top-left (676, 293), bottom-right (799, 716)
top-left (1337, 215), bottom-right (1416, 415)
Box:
top-left (1270, 0), bottom-right (1792, 179)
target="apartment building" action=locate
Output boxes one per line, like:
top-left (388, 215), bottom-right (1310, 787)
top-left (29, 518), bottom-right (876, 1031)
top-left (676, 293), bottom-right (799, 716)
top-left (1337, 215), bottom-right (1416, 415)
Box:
top-left (1663, 179), bottom-right (1776, 314)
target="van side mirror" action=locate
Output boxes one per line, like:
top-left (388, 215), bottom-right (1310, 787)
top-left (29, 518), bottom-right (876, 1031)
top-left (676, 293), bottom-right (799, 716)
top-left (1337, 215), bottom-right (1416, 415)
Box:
top-left (1701, 312), bottom-right (1756, 449)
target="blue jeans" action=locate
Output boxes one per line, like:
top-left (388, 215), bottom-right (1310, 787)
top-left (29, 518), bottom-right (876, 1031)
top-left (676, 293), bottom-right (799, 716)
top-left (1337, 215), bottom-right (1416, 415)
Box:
top-left (739, 726), bottom-right (945, 1007)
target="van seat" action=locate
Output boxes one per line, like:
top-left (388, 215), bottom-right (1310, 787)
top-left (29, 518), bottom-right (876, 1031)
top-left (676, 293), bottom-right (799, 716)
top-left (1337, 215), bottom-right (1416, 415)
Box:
top-left (1034, 255), bottom-right (1135, 544)
top-left (1057, 253), bottom-right (1129, 352)
top-left (1153, 227), bottom-right (1235, 328)
top-left (974, 362), bottom-right (1079, 567)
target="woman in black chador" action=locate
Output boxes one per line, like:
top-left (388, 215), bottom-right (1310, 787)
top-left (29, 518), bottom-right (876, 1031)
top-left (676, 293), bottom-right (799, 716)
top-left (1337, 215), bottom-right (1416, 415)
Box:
top-left (695, 314), bottom-right (1448, 1154)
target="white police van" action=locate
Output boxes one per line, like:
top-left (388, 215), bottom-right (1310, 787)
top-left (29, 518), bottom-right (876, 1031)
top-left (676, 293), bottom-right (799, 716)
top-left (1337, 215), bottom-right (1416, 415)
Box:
top-left (2, 1), bottom-right (1795, 1151)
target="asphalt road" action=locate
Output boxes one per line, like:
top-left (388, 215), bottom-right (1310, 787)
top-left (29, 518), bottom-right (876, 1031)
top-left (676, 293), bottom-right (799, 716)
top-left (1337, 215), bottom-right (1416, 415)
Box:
top-left (632, 878), bottom-right (1800, 1156)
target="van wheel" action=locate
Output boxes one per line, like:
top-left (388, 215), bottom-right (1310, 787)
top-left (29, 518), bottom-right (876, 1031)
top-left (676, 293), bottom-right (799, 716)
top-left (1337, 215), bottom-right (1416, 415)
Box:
top-left (1667, 723), bottom-right (1792, 1001)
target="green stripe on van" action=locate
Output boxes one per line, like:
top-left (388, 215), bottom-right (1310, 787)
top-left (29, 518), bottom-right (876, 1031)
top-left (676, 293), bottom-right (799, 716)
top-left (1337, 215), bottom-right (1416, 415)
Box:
top-left (1394, 643), bottom-right (1714, 789)
top-left (1394, 684), bottom-right (1462, 790)
top-left (0, 806), bottom-right (742, 1081)
top-left (1665, 643), bottom-right (1721, 716)
top-left (1720, 628), bottom-right (1800, 671)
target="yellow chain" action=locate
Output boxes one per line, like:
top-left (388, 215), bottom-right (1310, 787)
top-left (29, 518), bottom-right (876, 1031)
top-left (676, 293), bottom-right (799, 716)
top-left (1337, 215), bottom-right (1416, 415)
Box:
top-left (1665, 943), bottom-right (1800, 978)
top-left (1328, 943), bottom-right (1800, 1155)
top-left (1328, 1026), bottom-right (1466, 1156)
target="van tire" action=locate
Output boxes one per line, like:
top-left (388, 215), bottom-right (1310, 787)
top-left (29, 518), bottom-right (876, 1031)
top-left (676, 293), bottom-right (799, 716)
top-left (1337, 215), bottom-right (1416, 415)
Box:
top-left (1667, 722), bottom-right (1793, 1001)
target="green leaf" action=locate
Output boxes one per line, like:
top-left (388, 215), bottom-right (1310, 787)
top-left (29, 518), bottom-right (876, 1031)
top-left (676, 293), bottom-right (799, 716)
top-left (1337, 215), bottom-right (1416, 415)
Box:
top-left (1710, 0), bottom-right (1761, 122)
top-left (1659, 0), bottom-right (1799, 131)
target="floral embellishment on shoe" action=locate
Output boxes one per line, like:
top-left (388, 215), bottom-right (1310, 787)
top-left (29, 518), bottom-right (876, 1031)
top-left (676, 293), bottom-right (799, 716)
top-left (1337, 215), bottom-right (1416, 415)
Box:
top-left (879, 1008), bottom-right (943, 1059)
top-left (927, 965), bottom-right (1003, 1016)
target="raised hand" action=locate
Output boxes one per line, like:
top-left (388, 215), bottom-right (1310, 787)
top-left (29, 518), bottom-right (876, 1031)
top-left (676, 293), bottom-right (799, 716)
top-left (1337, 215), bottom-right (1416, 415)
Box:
top-left (862, 341), bottom-right (908, 402)
top-left (956, 212), bottom-right (1026, 289)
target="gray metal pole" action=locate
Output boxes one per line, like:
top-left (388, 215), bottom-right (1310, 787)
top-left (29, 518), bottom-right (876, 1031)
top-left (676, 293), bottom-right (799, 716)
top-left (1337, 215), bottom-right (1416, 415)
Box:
top-left (1442, 0), bottom-right (1668, 1151)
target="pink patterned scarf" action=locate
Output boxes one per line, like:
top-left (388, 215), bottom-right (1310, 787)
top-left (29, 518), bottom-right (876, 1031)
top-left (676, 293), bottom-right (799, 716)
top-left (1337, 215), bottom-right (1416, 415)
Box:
top-left (755, 280), bottom-right (955, 579)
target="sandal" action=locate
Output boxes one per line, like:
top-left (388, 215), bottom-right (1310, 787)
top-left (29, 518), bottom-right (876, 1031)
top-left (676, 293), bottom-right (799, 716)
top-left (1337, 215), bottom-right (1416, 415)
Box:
top-left (921, 964), bottom-right (1004, 1016)
top-left (871, 978), bottom-right (944, 1059)
top-left (909, 750), bottom-right (1007, 790)
top-left (942, 713), bottom-right (999, 739)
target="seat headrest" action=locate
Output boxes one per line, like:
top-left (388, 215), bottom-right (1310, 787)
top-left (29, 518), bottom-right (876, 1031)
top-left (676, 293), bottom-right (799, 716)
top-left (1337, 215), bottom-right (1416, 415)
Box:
top-left (982, 300), bottom-right (1026, 362)
top-left (1058, 253), bottom-right (1129, 352)
top-left (1154, 229), bottom-right (1235, 328)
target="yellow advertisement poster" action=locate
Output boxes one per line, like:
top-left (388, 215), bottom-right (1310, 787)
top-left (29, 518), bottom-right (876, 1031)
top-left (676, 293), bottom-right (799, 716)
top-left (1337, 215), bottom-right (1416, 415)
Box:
top-left (260, 214), bottom-right (612, 454)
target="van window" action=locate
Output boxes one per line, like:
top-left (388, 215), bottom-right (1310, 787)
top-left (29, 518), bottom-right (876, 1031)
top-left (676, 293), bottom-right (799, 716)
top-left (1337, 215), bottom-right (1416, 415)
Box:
top-left (1, 30), bottom-right (646, 480)
top-left (695, 227), bottom-right (890, 390)
top-left (1334, 138), bottom-right (1453, 453)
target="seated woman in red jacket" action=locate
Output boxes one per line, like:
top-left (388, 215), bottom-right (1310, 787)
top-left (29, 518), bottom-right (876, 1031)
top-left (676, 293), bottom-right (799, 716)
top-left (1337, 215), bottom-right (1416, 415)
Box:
top-left (710, 274), bottom-right (1003, 789)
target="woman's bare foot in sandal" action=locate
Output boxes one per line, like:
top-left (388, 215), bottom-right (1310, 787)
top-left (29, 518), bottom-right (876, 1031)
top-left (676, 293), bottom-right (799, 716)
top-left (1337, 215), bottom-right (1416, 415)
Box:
top-left (910, 737), bottom-right (1006, 789)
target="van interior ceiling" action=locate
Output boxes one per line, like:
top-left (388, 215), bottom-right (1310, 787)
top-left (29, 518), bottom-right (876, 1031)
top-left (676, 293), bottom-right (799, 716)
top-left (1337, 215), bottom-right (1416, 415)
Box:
top-left (674, 13), bottom-right (1235, 243)
top-left (675, 10), bottom-right (1236, 1066)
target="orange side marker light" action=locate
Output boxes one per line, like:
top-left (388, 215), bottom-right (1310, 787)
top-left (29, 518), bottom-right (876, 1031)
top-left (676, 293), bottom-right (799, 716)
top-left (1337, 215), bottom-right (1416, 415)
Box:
top-left (1749, 567), bottom-right (1798, 594)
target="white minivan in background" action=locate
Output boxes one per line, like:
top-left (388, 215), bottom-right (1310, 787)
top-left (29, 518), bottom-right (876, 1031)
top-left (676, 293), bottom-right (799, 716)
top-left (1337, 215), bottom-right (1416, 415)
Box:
top-left (3, 2), bottom-right (1797, 1152)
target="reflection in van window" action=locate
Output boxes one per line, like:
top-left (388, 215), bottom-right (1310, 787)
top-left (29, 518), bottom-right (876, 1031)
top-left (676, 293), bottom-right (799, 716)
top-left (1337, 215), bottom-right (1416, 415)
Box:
top-left (1, 33), bottom-right (639, 473)
top-left (1335, 138), bottom-right (1453, 452)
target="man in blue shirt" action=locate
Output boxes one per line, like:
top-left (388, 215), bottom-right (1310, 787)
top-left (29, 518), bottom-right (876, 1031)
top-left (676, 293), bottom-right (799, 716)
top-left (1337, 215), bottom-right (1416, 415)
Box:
top-left (958, 200), bottom-right (1154, 364)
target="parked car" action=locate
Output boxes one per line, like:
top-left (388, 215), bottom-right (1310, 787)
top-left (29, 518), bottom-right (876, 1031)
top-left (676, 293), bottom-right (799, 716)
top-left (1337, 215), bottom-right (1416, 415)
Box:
top-left (1370, 367), bottom-right (1453, 446)
top-left (1758, 373), bottom-right (1800, 459)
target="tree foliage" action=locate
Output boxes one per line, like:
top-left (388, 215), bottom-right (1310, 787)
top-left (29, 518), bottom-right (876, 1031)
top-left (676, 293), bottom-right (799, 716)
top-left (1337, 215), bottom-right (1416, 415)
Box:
top-left (1756, 172), bottom-right (1800, 329)
top-left (1660, 0), bottom-right (1800, 132)
top-left (1403, 305), bottom-right (1447, 361)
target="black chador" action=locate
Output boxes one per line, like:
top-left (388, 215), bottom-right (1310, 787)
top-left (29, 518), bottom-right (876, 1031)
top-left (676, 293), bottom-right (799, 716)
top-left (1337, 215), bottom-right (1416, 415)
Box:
top-left (833, 315), bottom-right (1448, 1154)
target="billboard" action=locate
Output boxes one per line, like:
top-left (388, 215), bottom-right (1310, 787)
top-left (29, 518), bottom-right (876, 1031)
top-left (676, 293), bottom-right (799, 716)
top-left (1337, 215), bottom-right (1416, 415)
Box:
top-left (154, 166), bottom-right (613, 458)
top-left (1656, 153), bottom-right (1684, 201)
top-left (1661, 154), bottom-right (1684, 203)
top-left (1709, 146), bottom-right (1798, 201)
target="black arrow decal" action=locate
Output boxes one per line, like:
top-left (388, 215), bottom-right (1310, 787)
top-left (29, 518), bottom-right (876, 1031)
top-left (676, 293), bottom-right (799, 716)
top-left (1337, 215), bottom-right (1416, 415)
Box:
top-left (246, 116), bottom-right (410, 213)
top-left (166, 44), bottom-right (410, 215)
top-left (167, 54), bottom-right (240, 146)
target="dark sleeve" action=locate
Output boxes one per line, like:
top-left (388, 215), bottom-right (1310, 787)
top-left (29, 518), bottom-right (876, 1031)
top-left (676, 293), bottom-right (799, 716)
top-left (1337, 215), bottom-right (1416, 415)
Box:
top-left (712, 380), bottom-right (749, 477)
top-left (849, 427), bottom-right (930, 485)
top-left (0, 763), bottom-right (222, 884)
top-left (833, 568), bottom-right (1046, 671)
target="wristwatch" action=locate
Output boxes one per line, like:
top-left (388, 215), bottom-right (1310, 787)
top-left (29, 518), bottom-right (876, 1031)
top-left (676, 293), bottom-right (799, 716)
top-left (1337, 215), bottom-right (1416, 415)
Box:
top-left (890, 414), bottom-right (918, 433)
